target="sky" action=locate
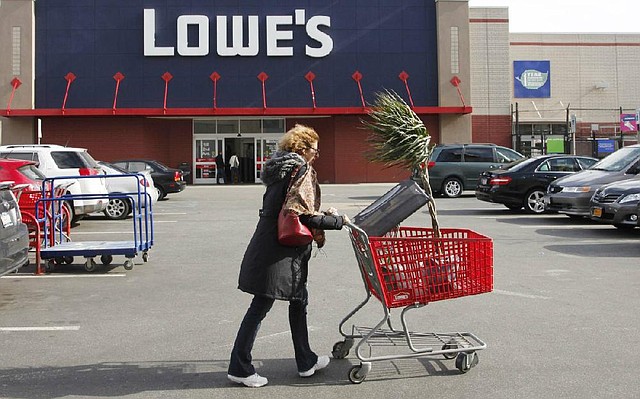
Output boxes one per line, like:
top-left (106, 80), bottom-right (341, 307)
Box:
top-left (467, 0), bottom-right (640, 34)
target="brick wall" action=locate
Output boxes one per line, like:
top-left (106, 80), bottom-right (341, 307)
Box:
top-left (42, 117), bottom-right (192, 169)
top-left (472, 114), bottom-right (512, 147)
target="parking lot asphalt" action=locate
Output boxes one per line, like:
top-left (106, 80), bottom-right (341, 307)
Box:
top-left (1, 184), bottom-right (639, 399)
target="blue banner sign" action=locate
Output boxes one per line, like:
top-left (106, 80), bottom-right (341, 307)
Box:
top-left (597, 140), bottom-right (616, 154)
top-left (514, 61), bottom-right (551, 98)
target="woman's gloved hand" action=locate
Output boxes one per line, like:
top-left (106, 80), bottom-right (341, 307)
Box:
top-left (342, 214), bottom-right (351, 225)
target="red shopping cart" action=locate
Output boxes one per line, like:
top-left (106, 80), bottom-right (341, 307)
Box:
top-left (333, 223), bottom-right (493, 384)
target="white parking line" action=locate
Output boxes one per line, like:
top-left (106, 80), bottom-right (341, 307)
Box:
top-left (153, 212), bottom-right (187, 215)
top-left (1, 273), bottom-right (126, 279)
top-left (493, 289), bottom-right (550, 300)
top-left (0, 326), bottom-right (80, 331)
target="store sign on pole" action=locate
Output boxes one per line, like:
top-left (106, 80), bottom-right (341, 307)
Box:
top-left (620, 113), bottom-right (637, 132)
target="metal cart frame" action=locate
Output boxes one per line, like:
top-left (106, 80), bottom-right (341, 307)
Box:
top-left (333, 223), bottom-right (493, 384)
top-left (37, 174), bottom-right (153, 272)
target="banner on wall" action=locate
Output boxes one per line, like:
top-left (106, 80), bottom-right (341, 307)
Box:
top-left (620, 113), bottom-right (637, 132)
top-left (514, 61), bottom-right (550, 98)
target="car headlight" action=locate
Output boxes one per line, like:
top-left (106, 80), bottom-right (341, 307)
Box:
top-left (562, 186), bottom-right (591, 193)
top-left (619, 193), bottom-right (640, 204)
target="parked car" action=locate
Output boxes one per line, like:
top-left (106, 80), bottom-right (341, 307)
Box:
top-left (414, 143), bottom-right (525, 198)
top-left (0, 145), bottom-right (108, 223)
top-left (544, 144), bottom-right (640, 218)
top-left (97, 161), bottom-right (159, 220)
top-left (0, 181), bottom-right (29, 277)
top-left (111, 159), bottom-right (186, 200)
top-left (475, 154), bottom-right (598, 213)
top-left (589, 177), bottom-right (640, 229)
top-left (0, 158), bottom-right (45, 191)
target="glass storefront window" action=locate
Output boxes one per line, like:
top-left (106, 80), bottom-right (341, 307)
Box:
top-left (194, 121), bottom-right (216, 134)
top-left (240, 119), bottom-right (261, 133)
top-left (217, 120), bottom-right (239, 134)
top-left (263, 119), bottom-right (284, 133)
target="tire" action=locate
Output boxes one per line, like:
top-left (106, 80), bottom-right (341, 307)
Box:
top-left (524, 189), bottom-right (546, 214)
top-left (348, 365), bottom-right (366, 384)
top-left (441, 177), bottom-right (463, 198)
top-left (63, 199), bottom-right (80, 226)
top-left (156, 186), bottom-right (166, 201)
top-left (103, 198), bottom-right (131, 220)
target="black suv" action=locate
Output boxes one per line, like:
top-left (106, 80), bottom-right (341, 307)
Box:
top-left (0, 182), bottom-right (29, 277)
top-left (416, 144), bottom-right (524, 197)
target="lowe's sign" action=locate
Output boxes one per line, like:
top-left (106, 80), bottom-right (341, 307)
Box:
top-left (143, 9), bottom-right (333, 58)
top-left (35, 1), bottom-right (438, 109)
top-left (514, 61), bottom-right (551, 98)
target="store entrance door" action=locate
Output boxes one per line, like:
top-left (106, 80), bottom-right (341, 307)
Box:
top-left (194, 136), bottom-right (224, 184)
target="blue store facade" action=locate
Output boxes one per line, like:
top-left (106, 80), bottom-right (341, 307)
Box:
top-left (1, 0), bottom-right (472, 183)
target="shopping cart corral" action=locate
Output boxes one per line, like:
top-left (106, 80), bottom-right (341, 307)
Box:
top-left (332, 181), bottom-right (493, 384)
top-left (37, 174), bottom-right (153, 272)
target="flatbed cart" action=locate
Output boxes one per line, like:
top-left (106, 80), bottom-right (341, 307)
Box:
top-left (37, 174), bottom-right (153, 272)
top-left (332, 223), bottom-right (493, 384)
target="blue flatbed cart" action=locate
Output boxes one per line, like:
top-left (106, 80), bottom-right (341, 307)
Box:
top-left (37, 174), bottom-right (154, 272)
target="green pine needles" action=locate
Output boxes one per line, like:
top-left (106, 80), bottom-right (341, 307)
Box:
top-left (363, 90), bottom-right (432, 169)
top-left (362, 90), bottom-right (440, 236)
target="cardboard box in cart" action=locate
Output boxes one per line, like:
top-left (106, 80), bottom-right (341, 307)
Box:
top-left (353, 179), bottom-right (430, 237)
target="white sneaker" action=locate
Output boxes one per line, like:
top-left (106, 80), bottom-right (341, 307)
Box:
top-left (298, 355), bottom-right (330, 377)
top-left (227, 373), bottom-right (268, 387)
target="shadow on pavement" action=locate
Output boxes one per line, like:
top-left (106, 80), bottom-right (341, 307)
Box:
top-left (0, 357), bottom-right (466, 397)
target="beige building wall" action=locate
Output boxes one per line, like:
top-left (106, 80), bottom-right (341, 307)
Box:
top-left (510, 33), bottom-right (640, 132)
top-left (0, 0), bottom-right (35, 144)
top-left (469, 7), bottom-right (510, 117)
top-left (436, 0), bottom-right (472, 144)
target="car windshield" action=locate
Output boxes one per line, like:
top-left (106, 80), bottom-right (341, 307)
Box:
top-left (51, 151), bottom-right (98, 169)
top-left (100, 162), bottom-right (128, 174)
top-left (590, 147), bottom-right (640, 171)
top-left (502, 157), bottom-right (534, 172)
top-left (18, 164), bottom-right (45, 181)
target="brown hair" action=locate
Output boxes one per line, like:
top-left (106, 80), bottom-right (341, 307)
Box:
top-left (278, 124), bottom-right (319, 154)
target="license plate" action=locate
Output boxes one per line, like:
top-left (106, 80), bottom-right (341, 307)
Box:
top-left (591, 207), bottom-right (602, 218)
top-left (1, 211), bottom-right (13, 227)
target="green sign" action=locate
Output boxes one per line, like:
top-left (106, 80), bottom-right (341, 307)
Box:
top-left (546, 138), bottom-right (564, 154)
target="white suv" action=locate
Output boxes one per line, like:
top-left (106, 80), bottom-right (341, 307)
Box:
top-left (0, 145), bottom-right (108, 222)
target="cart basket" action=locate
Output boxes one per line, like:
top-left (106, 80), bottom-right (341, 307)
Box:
top-left (362, 227), bottom-right (493, 308)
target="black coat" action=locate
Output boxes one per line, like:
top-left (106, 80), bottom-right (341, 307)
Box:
top-left (237, 152), bottom-right (344, 301)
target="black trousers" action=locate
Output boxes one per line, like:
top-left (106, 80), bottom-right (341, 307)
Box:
top-left (228, 289), bottom-right (318, 377)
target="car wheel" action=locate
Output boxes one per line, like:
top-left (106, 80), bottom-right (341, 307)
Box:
top-left (441, 177), bottom-right (463, 198)
top-left (156, 186), bottom-right (166, 201)
top-left (103, 198), bottom-right (131, 220)
top-left (524, 189), bottom-right (546, 214)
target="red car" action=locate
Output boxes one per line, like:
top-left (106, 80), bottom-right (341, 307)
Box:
top-left (0, 158), bottom-right (46, 214)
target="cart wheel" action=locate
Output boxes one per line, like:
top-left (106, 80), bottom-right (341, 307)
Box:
top-left (455, 352), bottom-right (479, 373)
top-left (64, 256), bottom-right (74, 265)
top-left (348, 365), bottom-right (367, 384)
top-left (44, 260), bottom-right (56, 273)
top-left (100, 254), bottom-right (113, 265)
top-left (123, 259), bottom-right (134, 270)
top-left (142, 252), bottom-right (149, 262)
top-left (332, 338), bottom-right (354, 359)
top-left (84, 258), bottom-right (98, 272)
top-left (442, 340), bottom-right (458, 359)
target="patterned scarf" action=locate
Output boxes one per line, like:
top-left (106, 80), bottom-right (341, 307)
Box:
top-left (284, 165), bottom-right (321, 216)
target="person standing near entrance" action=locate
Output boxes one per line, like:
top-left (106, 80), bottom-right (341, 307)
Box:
top-left (215, 153), bottom-right (225, 184)
top-left (227, 124), bottom-right (349, 388)
top-left (229, 153), bottom-right (240, 184)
